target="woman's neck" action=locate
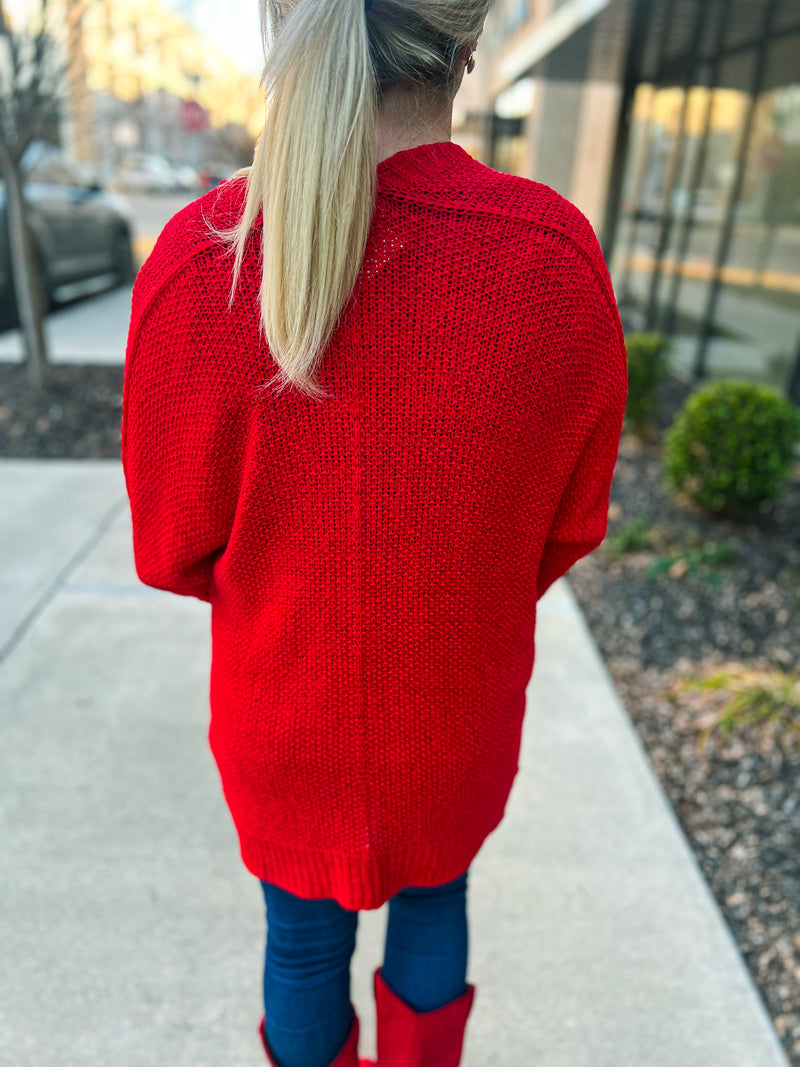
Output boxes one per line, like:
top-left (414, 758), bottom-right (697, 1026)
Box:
top-left (374, 90), bottom-right (454, 165)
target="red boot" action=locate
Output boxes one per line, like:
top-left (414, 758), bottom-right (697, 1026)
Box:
top-left (258, 1007), bottom-right (374, 1067)
top-left (373, 967), bottom-right (476, 1067)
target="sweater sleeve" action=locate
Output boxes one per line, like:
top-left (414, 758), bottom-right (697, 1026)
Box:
top-left (536, 280), bottom-right (628, 602)
top-left (121, 256), bottom-right (247, 603)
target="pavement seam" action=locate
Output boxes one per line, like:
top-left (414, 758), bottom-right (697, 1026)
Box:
top-left (0, 493), bottom-right (130, 665)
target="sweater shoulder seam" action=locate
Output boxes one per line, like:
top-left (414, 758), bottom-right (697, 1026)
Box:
top-left (128, 199), bottom-right (624, 356)
top-left (129, 240), bottom-right (221, 341)
top-left (378, 190), bottom-right (623, 349)
top-left (123, 240), bottom-right (222, 467)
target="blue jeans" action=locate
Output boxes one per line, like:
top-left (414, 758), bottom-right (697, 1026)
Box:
top-left (260, 868), bottom-right (470, 1067)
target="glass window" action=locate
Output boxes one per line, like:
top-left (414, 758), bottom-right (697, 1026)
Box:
top-left (610, 17), bottom-right (800, 394)
top-left (26, 156), bottom-right (68, 185)
top-left (659, 86), bottom-right (713, 293)
top-left (663, 1), bottom-right (701, 69)
top-left (697, 0), bottom-right (726, 62)
top-left (723, 0), bottom-right (768, 52)
top-left (775, 0), bottom-right (800, 33)
top-left (610, 81), bottom-right (704, 356)
top-left (705, 34), bottom-right (800, 393)
top-left (637, 0), bottom-right (669, 84)
top-left (610, 82), bottom-right (661, 322)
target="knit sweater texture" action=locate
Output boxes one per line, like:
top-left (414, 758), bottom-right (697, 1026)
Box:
top-left (121, 139), bottom-right (628, 911)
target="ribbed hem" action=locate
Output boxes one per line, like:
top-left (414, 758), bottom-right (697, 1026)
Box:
top-left (237, 803), bottom-right (509, 911)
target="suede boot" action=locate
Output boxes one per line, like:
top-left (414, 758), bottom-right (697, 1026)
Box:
top-left (258, 1006), bottom-right (374, 1067)
top-left (372, 966), bottom-right (476, 1067)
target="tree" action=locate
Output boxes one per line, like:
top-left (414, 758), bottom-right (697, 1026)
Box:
top-left (0, 0), bottom-right (66, 390)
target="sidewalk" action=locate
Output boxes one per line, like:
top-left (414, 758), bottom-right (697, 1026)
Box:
top-left (0, 284), bottom-right (133, 366)
top-left (0, 458), bottom-right (791, 1067)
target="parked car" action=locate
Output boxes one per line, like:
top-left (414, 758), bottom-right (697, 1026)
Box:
top-left (115, 153), bottom-right (171, 194)
top-left (173, 164), bottom-right (200, 192)
top-left (115, 154), bottom-right (201, 194)
top-left (0, 141), bottom-right (136, 328)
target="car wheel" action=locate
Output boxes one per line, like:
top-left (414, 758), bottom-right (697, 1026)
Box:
top-left (111, 229), bottom-right (135, 286)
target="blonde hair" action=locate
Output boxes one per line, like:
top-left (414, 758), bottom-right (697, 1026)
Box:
top-left (202, 0), bottom-right (494, 401)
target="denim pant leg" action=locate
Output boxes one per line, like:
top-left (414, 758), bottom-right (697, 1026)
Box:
top-left (381, 868), bottom-right (470, 1012)
top-left (260, 881), bottom-right (358, 1067)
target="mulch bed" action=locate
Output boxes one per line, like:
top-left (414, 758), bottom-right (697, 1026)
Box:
top-left (2, 358), bottom-right (799, 1062)
top-left (568, 374), bottom-right (800, 1065)
top-left (0, 361), bottom-right (124, 458)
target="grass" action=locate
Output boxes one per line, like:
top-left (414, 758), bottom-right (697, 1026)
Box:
top-left (668, 664), bottom-right (800, 755)
top-left (604, 519), bottom-right (738, 586)
top-left (643, 541), bottom-right (738, 586)
top-left (605, 517), bottom-right (656, 558)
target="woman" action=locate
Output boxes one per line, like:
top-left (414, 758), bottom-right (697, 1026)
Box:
top-left (121, 0), bottom-right (628, 1064)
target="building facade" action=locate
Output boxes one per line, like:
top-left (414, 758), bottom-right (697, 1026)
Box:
top-left (31, 0), bottom-right (264, 183)
top-left (466, 0), bottom-right (800, 398)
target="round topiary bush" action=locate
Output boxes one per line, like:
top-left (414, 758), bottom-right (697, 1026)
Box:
top-left (624, 331), bottom-right (671, 437)
top-left (663, 379), bottom-right (800, 515)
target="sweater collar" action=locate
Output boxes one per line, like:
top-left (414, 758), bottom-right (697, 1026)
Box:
top-left (230, 140), bottom-right (475, 225)
top-left (375, 139), bottom-right (476, 194)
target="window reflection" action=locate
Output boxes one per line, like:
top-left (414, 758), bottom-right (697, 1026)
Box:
top-left (611, 32), bottom-right (800, 395)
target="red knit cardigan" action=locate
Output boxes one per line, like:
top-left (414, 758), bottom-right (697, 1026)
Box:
top-left (121, 140), bottom-right (628, 911)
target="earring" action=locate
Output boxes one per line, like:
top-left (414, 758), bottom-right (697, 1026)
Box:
top-left (466, 52), bottom-right (475, 74)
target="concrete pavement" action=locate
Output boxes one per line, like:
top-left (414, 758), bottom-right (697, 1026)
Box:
top-left (0, 458), bottom-right (791, 1067)
top-left (0, 283), bottom-right (134, 366)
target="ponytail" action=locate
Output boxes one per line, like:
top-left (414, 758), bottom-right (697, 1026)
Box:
top-left (204, 0), bottom-right (493, 400)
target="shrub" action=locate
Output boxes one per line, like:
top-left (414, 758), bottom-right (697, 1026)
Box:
top-left (663, 379), bottom-right (800, 515)
top-left (624, 331), bottom-right (671, 436)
